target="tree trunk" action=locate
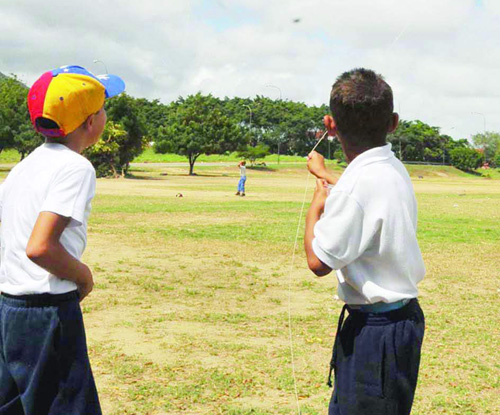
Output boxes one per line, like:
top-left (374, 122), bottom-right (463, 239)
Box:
top-left (188, 153), bottom-right (199, 175)
top-left (111, 164), bottom-right (119, 178)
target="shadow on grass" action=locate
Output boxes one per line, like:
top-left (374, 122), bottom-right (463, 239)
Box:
top-left (123, 174), bottom-right (163, 181)
top-left (186, 173), bottom-right (235, 178)
top-left (127, 171), bottom-right (235, 179)
top-left (248, 165), bottom-right (276, 172)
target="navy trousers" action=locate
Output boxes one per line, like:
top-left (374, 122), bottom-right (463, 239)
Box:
top-left (329, 299), bottom-right (425, 415)
top-left (0, 291), bottom-right (101, 415)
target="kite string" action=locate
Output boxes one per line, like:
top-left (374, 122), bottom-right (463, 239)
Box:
top-left (287, 130), bottom-right (328, 414)
top-left (388, 18), bottom-right (411, 51)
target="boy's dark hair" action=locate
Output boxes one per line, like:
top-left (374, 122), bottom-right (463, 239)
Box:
top-left (330, 68), bottom-right (394, 148)
top-left (36, 117), bottom-right (60, 130)
top-left (35, 117), bottom-right (64, 139)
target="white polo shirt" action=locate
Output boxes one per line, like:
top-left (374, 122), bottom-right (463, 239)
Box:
top-left (312, 143), bottom-right (425, 305)
top-left (0, 143), bottom-right (96, 295)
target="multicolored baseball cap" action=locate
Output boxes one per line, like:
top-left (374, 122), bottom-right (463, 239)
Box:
top-left (28, 65), bottom-right (125, 138)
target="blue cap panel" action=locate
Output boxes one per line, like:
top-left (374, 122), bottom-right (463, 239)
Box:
top-left (52, 65), bottom-right (98, 79)
top-left (51, 65), bottom-right (125, 98)
top-left (97, 74), bottom-right (126, 98)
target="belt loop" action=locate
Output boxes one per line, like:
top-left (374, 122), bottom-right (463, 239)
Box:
top-left (327, 304), bottom-right (348, 387)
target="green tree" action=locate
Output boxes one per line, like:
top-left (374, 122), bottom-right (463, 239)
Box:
top-left (494, 150), bottom-right (500, 168)
top-left (388, 120), bottom-right (442, 162)
top-left (154, 93), bottom-right (249, 175)
top-left (472, 132), bottom-right (500, 165)
top-left (221, 97), bottom-right (331, 157)
top-left (84, 122), bottom-right (127, 177)
top-left (0, 75), bottom-right (43, 157)
top-left (105, 94), bottom-right (147, 175)
top-left (449, 147), bottom-right (484, 172)
top-left (135, 98), bottom-right (170, 141)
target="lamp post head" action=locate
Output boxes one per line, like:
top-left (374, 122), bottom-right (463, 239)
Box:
top-left (93, 59), bottom-right (108, 74)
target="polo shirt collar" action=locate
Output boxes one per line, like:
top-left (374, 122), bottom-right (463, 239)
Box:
top-left (343, 143), bottom-right (394, 176)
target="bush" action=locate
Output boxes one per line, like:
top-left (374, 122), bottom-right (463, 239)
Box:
top-left (237, 144), bottom-right (269, 165)
top-left (449, 147), bottom-right (484, 172)
top-left (334, 149), bottom-right (346, 163)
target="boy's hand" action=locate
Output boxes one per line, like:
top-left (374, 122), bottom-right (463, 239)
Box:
top-left (27, 212), bottom-right (97, 302)
top-left (307, 151), bottom-right (327, 179)
top-left (311, 179), bottom-right (328, 213)
top-left (304, 178), bottom-right (333, 278)
top-left (307, 152), bottom-right (337, 185)
top-left (77, 265), bottom-right (94, 302)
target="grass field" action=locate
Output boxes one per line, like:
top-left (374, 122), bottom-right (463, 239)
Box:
top-left (1, 160), bottom-right (499, 414)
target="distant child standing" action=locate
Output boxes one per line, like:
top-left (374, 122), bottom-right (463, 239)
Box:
top-left (0, 65), bottom-right (125, 414)
top-left (304, 68), bottom-right (426, 415)
top-left (236, 160), bottom-right (247, 196)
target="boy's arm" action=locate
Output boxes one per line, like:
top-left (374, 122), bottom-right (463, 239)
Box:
top-left (26, 212), bottom-right (94, 301)
top-left (304, 179), bottom-right (333, 277)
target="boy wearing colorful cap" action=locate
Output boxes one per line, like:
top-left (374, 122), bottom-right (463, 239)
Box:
top-left (304, 68), bottom-right (425, 415)
top-left (0, 65), bottom-right (125, 414)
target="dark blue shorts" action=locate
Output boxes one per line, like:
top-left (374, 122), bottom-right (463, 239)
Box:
top-left (0, 291), bottom-right (101, 415)
top-left (329, 299), bottom-right (425, 415)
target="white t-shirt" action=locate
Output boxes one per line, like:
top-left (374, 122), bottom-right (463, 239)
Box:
top-left (312, 143), bottom-right (425, 305)
top-left (0, 143), bottom-right (96, 295)
top-left (240, 165), bottom-right (246, 178)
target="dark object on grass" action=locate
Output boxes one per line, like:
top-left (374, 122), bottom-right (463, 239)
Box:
top-left (176, 193), bottom-right (183, 198)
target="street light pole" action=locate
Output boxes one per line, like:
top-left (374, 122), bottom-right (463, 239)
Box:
top-left (244, 104), bottom-right (253, 146)
top-left (93, 59), bottom-right (108, 74)
top-left (266, 84), bottom-right (283, 164)
top-left (244, 105), bottom-right (252, 128)
top-left (265, 84), bottom-right (282, 100)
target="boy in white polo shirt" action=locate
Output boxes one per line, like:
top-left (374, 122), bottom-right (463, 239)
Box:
top-left (0, 65), bottom-right (124, 414)
top-left (304, 68), bottom-right (425, 415)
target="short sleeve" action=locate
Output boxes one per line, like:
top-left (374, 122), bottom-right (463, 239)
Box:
top-left (312, 191), bottom-right (374, 270)
top-left (40, 165), bottom-right (96, 227)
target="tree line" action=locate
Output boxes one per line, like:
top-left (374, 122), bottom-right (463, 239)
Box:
top-left (1, 73), bottom-right (499, 176)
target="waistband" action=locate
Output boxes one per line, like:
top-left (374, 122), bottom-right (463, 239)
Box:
top-left (0, 290), bottom-right (79, 307)
top-left (326, 298), bottom-right (419, 387)
top-left (348, 298), bottom-right (410, 313)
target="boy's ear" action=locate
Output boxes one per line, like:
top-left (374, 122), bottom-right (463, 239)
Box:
top-left (323, 115), bottom-right (337, 137)
top-left (388, 113), bottom-right (399, 133)
top-left (82, 113), bottom-right (96, 131)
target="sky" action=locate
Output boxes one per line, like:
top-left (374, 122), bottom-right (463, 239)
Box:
top-left (1, 0), bottom-right (499, 141)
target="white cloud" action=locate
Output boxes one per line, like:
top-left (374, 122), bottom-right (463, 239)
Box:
top-left (0, 0), bottom-right (498, 139)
